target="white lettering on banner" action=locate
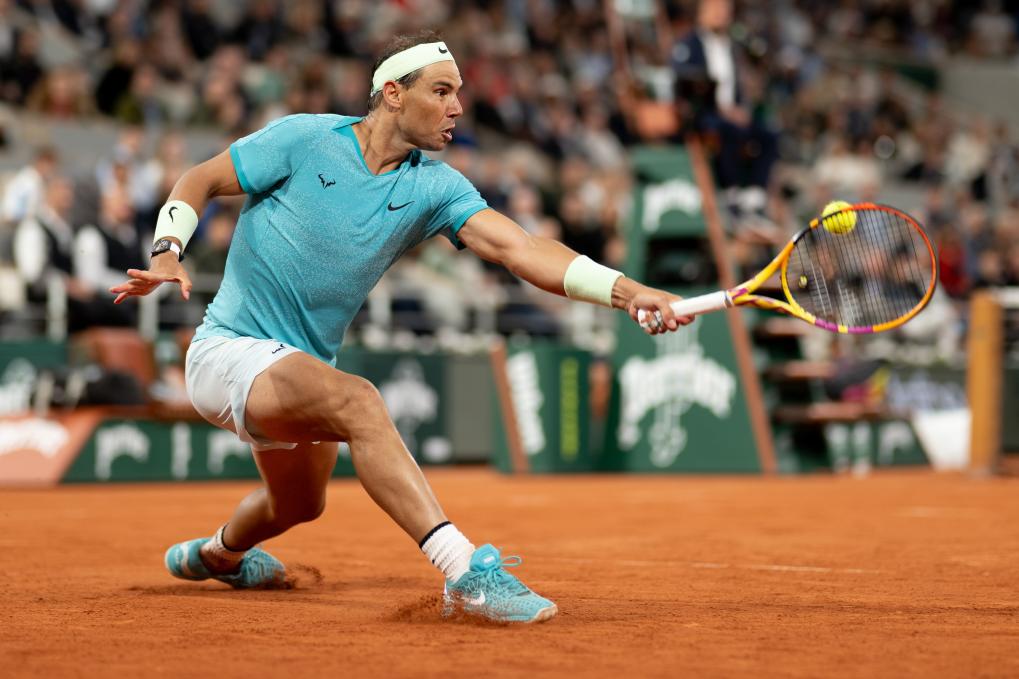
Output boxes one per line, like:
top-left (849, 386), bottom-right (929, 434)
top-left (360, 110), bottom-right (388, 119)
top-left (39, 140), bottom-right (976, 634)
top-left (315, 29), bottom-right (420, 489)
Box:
top-left (95, 424), bottom-right (149, 480)
top-left (642, 179), bottom-right (701, 233)
top-left (506, 351), bottom-right (545, 455)
top-left (207, 430), bottom-right (250, 474)
top-left (0, 359), bottom-right (37, 416)
top-left (617, 327), bottom-right (737, 467)
top-left (379, 359), bottom-right (438, 455)
top-left (886, 372), bottom-right (966, 411)
top-left (829, 421), bottom-right (918, 472)
top-left (0, 418), bottom-right (68, 457)
top-left (171, 423), bottom-right (191, 480)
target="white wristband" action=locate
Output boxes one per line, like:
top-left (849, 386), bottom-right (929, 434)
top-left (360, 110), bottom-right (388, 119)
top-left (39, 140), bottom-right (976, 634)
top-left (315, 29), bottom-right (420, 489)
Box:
top-left (153, 200), bottom-right (199, 250)
top-left (563, 255), bottom-right (624, 307)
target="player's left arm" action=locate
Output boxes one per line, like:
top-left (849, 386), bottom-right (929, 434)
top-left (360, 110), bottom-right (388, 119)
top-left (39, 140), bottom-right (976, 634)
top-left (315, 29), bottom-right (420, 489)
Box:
top-left (457, 208), bottom-right (692, 333)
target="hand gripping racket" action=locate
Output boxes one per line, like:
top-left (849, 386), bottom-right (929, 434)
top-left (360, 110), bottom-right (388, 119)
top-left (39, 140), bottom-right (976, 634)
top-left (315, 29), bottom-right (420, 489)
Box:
top-left (639, 203), bottom-right (938, 334)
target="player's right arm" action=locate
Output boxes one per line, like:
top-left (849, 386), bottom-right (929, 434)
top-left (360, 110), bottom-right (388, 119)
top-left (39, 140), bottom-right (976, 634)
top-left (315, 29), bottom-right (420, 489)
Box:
top-left (109, 149), bottom-right (244, 304)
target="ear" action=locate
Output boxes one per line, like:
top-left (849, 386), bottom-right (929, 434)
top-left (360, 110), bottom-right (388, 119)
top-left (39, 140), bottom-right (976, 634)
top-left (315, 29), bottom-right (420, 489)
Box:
top-left (381, 81), bottom-right (403, 112)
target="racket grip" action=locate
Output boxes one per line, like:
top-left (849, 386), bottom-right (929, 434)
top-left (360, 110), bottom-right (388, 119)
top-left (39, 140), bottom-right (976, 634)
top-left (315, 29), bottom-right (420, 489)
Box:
top-left (669, 291), bottom-right (731, 317)
top-left (637, 291), bottom-right (731, 329)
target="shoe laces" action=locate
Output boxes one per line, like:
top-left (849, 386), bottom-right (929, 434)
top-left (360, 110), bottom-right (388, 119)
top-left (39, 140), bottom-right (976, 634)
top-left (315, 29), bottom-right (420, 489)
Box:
top-left (479, 555), bottom-right (528, 595)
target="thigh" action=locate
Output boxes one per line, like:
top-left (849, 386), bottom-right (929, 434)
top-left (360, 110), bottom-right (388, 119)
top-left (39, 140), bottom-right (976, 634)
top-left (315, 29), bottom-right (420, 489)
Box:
top-left (244, 350), bottom-right (381, 444)
top-left (254, 440), bottom-right (339, 501)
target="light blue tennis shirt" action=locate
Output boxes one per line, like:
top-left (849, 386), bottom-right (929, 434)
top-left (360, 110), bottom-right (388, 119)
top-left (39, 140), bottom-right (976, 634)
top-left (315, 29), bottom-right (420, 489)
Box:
top-left (193, 113), bottom-right (488, 363)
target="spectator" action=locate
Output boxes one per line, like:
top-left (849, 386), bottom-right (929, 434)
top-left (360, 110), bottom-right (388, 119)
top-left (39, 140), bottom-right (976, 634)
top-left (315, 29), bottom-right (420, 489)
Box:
top-left (2, 146), bottom-right (59, 225)
top-left (94, 38), bottom-right (140, 115)
top-left (13, 175), bottom-right (76, 291)
top-left (13, 174), bottom-right (139, 332)
top-left (113, 62), bottom-right (167, 127)
top-left (0, 27), bottom-right (43, 105)
top-left (74, 186), bottom-right (144, 306)
top-left (968, 0), bottom-right (1016, 58)
top-left (672, 0), bottom-right (778, 217)
top-left (231, 0), bottom-right (284, 62)
top-left (180, 0), bottom-right (222, 61)
top-left (25, 65), bottom-right (94, 117)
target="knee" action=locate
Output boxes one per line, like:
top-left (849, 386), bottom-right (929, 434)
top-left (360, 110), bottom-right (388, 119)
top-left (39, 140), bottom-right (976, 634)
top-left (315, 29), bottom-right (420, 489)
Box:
top-left (271, 492), bottom-right (326, 527)
top-left (326, 375), bottom-right (389, 438)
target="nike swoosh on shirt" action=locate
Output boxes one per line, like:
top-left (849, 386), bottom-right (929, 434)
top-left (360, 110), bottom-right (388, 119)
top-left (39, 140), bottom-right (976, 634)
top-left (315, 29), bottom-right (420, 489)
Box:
top-left (388, 201), bottom-right (414, 211)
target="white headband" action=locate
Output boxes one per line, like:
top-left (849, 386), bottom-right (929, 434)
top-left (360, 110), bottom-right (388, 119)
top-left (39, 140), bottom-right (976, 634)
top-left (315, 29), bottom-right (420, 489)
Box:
top-left (371, 42), bottom-right (455, 95)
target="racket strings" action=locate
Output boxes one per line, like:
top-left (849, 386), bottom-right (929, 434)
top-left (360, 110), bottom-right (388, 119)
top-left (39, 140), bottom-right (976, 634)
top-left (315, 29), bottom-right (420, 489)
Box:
top-left (784, 207), bottom-right (933, 329)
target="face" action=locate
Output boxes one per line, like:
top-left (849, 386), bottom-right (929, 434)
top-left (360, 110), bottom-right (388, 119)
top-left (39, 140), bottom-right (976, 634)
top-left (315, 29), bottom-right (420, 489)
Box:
top-left (394, 61), bottom-right (463, 151)
top-left (698, 0), bottom-right (732, 31)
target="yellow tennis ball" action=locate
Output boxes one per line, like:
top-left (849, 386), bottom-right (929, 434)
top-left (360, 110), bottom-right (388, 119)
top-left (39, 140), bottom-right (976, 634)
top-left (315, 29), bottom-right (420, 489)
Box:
top-left (821, 200), bottom-right (857, 234)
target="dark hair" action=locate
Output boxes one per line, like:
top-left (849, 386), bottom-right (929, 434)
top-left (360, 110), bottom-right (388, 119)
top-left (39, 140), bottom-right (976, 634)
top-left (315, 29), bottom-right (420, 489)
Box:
top-left (368, 30), bottom-right (444, 112)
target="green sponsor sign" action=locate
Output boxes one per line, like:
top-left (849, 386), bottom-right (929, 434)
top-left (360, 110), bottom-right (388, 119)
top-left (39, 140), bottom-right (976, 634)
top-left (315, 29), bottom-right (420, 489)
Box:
top-left (823, 420), bottom-right (927, 471)
top-left (492, 343), bottom-right (592, 473)
top-left (603, 144), bottom-right (762, 473)
top-left (601, 309), bottom-right (761, 472)
top-left (62, 418), bottom-right (357, 483)
top-left (0, 340), bottom-right (66, 416)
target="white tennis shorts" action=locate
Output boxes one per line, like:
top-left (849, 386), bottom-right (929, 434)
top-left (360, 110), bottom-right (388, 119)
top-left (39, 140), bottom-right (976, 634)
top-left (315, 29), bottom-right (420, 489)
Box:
top-left (185, 335), bottom-right (302, 451)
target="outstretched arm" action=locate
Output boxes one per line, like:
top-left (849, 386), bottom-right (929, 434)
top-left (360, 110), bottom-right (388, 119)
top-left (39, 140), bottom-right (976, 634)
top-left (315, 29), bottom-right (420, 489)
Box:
top-left (457, 208), bottom-right (692, 333)
top-left (109, 149), bottom-right (243, 304)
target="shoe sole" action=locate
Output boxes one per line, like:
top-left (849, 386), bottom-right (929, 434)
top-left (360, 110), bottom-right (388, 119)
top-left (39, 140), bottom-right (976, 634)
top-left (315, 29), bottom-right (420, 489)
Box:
top-left (441, 594), bottom-right (559, 624)
top-left (527, 603), bottom-right (558, 623)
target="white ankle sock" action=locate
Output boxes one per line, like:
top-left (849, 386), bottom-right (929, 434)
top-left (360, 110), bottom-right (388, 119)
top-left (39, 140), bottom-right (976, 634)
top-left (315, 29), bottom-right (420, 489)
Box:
top-left (200, 525), bottom-right (247, 572)
top-left (420, 522), bottom-right (475, 582)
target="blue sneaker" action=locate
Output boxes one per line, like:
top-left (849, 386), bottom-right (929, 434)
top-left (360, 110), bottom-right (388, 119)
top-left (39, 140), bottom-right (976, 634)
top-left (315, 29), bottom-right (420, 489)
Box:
top-left (164, 538), bottom-right (286, 589)
top-left (443, 544), bottom-right (557, 623)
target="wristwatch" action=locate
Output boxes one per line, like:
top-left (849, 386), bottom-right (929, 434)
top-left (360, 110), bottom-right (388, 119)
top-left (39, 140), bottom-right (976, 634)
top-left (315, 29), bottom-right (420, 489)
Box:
top-left (151, 238), bottom-right (185, 261)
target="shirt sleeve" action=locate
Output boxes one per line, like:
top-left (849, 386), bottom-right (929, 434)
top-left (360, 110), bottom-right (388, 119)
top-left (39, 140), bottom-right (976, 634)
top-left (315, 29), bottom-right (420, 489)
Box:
top-left (229, 114), bottom-right (320, 194)
top-left (427, 167), bottom-right (489, 250)
top-left (13, 218), bottom-right (46, 284)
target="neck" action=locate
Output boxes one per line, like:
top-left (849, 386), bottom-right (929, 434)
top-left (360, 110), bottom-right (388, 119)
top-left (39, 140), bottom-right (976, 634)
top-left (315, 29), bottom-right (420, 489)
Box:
top-left (352, 114), bottom-right (415, 175)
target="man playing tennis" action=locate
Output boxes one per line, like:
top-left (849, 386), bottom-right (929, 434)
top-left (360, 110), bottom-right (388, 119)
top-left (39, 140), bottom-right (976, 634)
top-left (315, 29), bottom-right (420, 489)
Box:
top-left (110, 31), bottom-right (690, 624)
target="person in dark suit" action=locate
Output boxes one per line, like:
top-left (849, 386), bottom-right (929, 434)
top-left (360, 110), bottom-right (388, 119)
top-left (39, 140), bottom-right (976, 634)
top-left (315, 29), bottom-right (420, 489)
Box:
top-left (672, 0), bottom-right (777, 215)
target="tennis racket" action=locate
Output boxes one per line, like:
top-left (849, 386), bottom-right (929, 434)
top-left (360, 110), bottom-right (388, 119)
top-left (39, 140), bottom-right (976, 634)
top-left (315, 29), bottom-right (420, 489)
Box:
top-left (639, 203), bottom-right (938, 334)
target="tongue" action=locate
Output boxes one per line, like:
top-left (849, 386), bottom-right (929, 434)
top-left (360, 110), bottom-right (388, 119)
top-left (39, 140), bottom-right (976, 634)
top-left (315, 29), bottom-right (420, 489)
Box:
top-left (470, 544), bottom-right (501, 571)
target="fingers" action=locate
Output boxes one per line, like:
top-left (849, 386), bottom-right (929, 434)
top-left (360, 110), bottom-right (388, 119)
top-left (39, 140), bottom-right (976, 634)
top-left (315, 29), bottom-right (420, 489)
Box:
top-left (110, 280), bottom-right (154, 304)
top-left (654, 299), bottom-right (679, 332)
top-left (178, 272), bottom-right (192, 301)
top-left (633, 297), bottom-right (695, 335)
top-left (109, 269), bottom-right (193, 304)
top-left (125, 268), bottom-right (176, 282)
top-left (637, 308), bottom-right (668, 335)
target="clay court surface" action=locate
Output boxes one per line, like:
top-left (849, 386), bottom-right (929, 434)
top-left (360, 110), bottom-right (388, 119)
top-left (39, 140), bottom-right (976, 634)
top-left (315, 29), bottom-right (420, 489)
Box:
top-left (3, 468), bottom-right (1019, 678)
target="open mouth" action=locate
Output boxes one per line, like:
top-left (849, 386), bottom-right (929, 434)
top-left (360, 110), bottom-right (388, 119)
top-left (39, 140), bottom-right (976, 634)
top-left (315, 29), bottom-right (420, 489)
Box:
top-left (441, 128), bottom-right (454, 142)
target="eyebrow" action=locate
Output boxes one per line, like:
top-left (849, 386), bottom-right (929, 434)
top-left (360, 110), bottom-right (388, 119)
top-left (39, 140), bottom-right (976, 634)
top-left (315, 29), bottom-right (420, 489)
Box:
top-left (432, 80), bottom-right (461, 90)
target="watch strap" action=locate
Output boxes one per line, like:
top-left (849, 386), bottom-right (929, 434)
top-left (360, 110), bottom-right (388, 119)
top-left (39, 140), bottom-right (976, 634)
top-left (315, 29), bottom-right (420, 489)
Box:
top-left (151, 239), bottom-right (185, 261)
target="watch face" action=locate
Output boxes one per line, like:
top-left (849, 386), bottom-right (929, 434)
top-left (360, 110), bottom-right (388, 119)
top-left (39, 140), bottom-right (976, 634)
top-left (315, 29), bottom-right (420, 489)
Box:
top-left (151, 239), bottom-right (174, 256)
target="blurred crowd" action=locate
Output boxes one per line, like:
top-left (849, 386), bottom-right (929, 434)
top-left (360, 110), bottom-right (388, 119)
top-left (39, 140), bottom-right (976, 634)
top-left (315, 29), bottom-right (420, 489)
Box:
top-left (1, 0), bottom-right (1018, 354)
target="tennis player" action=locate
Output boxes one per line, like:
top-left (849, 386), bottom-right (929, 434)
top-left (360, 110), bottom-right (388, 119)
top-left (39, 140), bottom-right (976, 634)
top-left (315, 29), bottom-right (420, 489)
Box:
top-left (110, 32), bottom-right (690, 624)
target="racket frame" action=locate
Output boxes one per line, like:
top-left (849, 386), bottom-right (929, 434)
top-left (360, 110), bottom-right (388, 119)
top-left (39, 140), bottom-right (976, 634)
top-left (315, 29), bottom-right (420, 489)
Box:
top-left (655, 203), bottom-right (938, 335)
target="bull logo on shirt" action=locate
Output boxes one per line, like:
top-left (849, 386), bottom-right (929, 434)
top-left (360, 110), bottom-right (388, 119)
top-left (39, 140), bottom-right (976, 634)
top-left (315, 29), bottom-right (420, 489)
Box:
top-left (318, 173), bottom-right (336, 188)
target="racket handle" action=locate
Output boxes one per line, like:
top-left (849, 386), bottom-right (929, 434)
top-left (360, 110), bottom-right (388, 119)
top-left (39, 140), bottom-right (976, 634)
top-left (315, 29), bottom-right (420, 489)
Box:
top-left (637, 291), bottom-right (731, 329)
top-left (669, 291), bottom-right (732, 316)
